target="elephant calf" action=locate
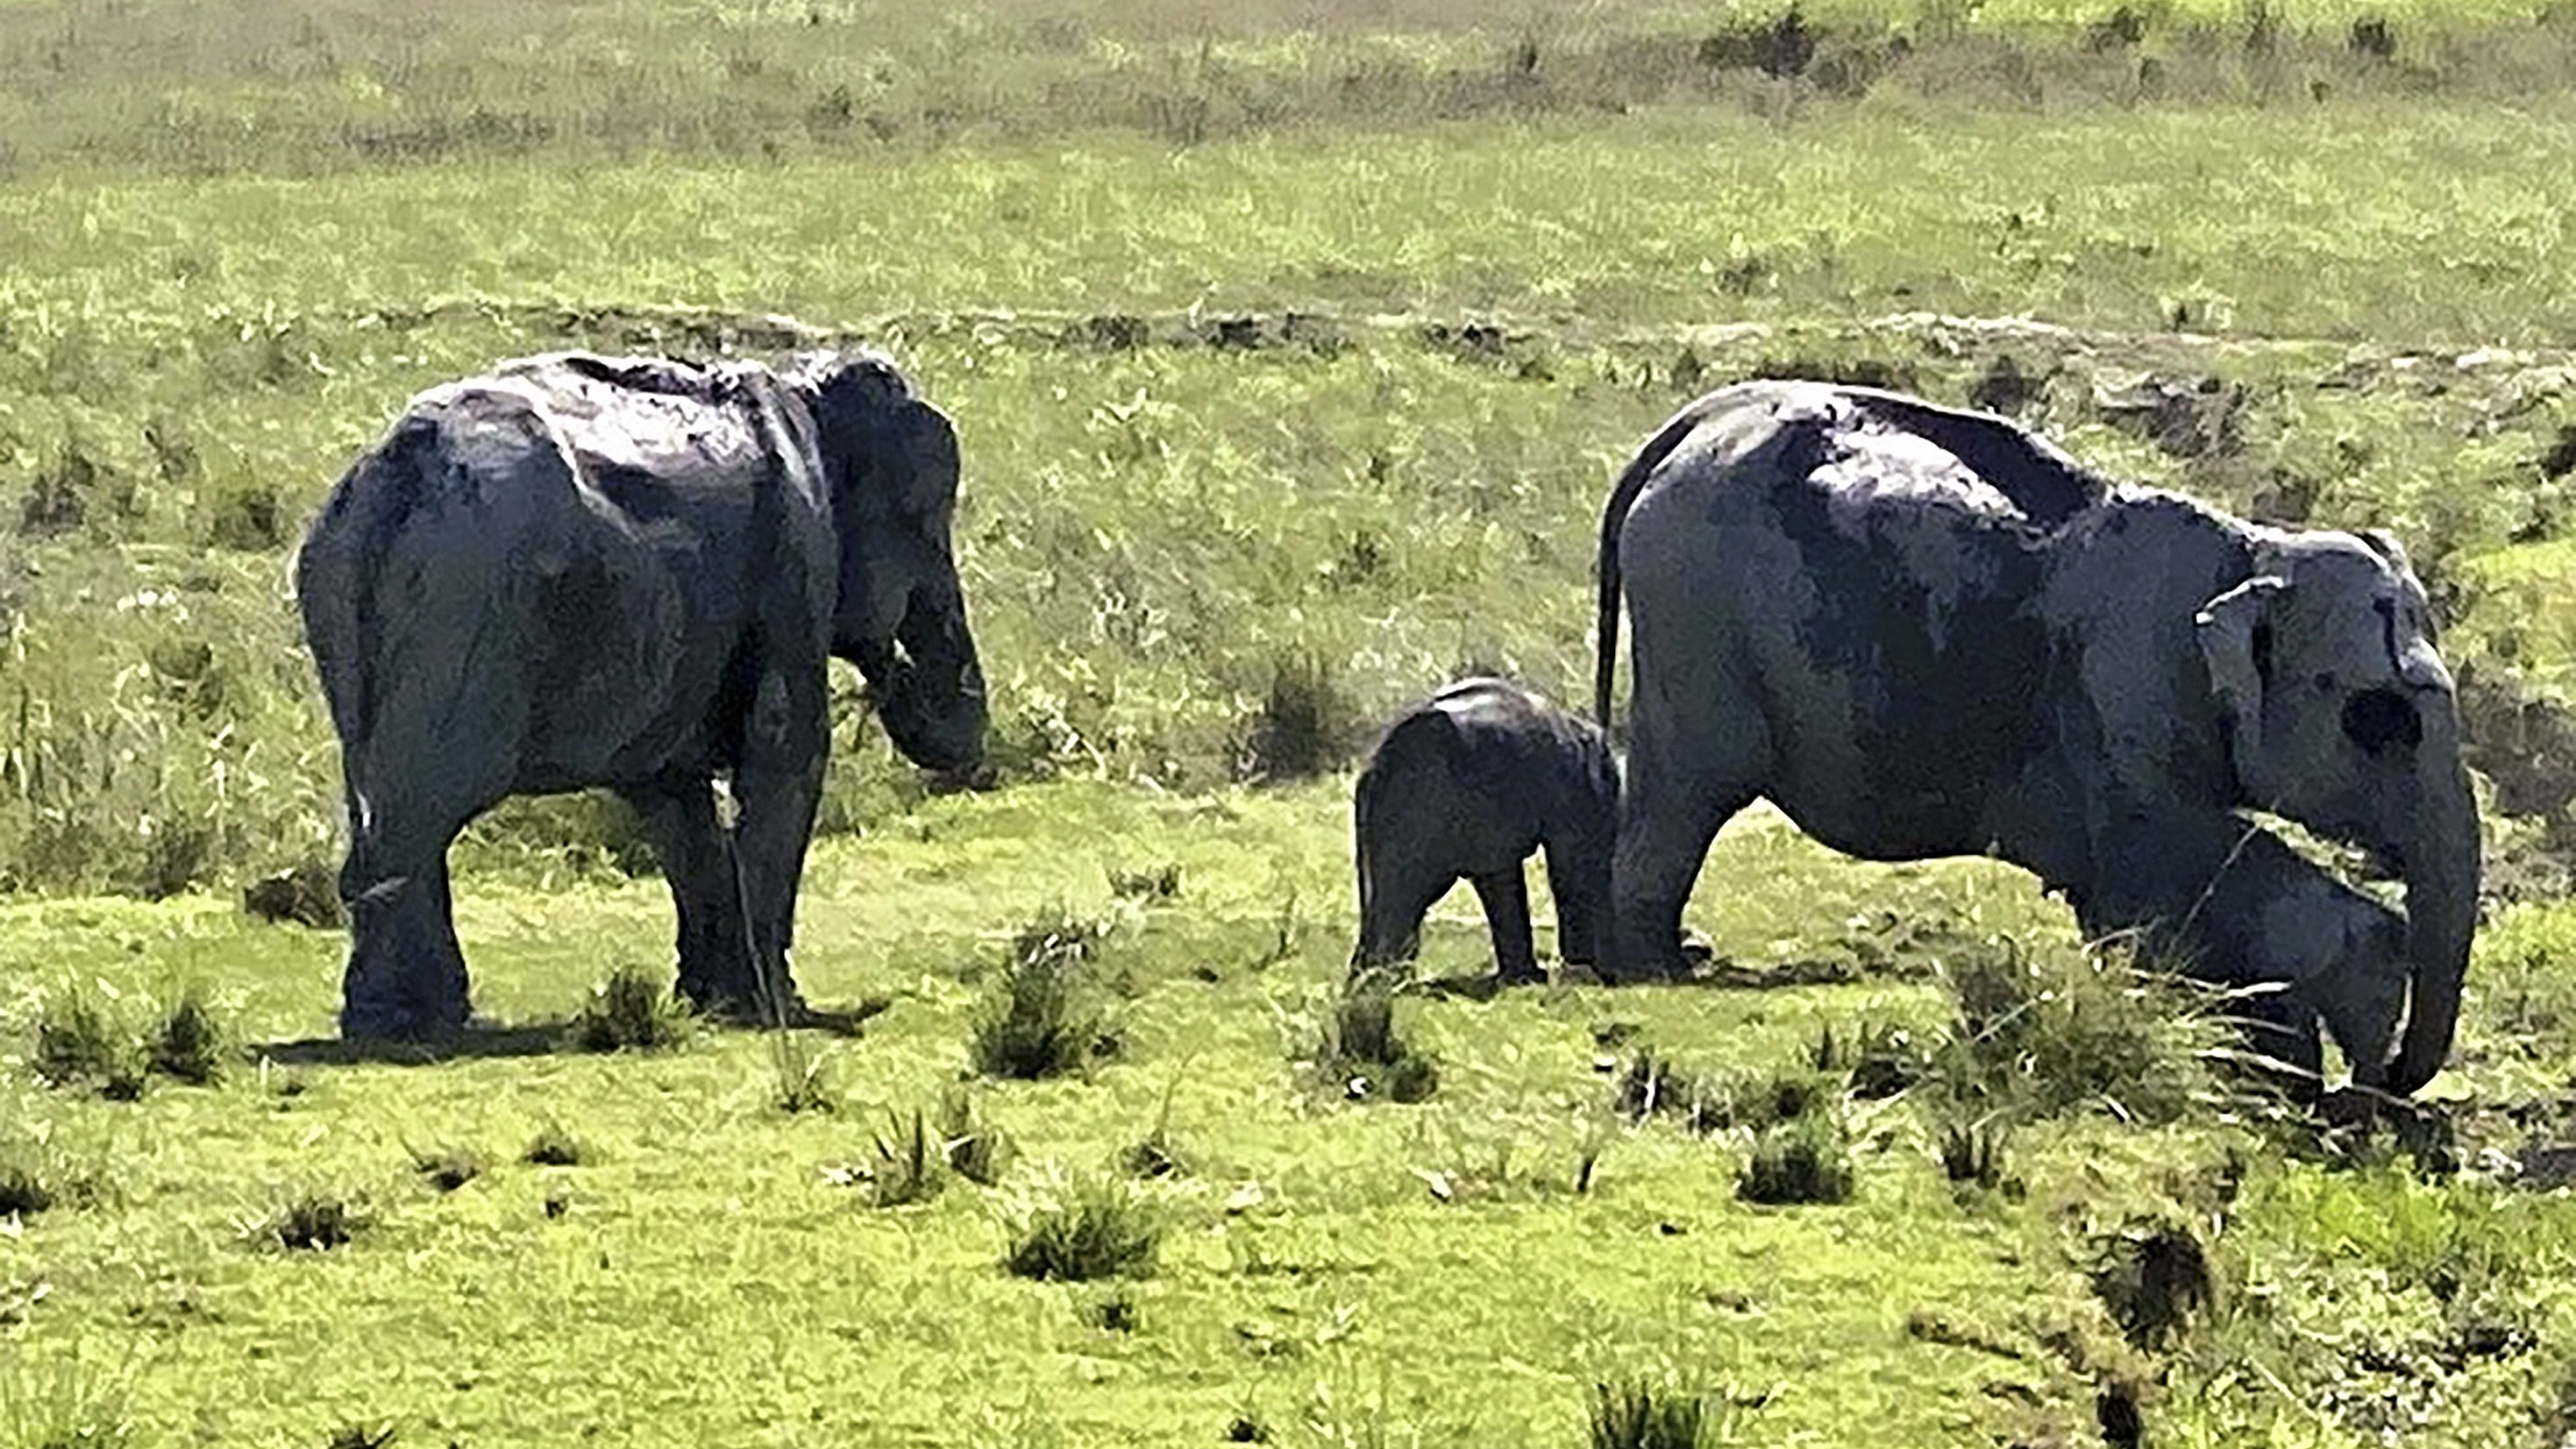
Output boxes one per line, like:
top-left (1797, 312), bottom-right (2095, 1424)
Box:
top-left (1351, 677), bottom-right (1619, 983)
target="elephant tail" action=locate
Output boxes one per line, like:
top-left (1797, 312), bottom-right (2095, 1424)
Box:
top-left (1594, 395), bottom-right (1731, 730)
top-left (294, 412), bottom-right (448, 761)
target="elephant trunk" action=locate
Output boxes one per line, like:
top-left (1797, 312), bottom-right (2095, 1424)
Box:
top-left (870, 573), bottom-right (988, 774)
top-left (2386, 741), bottom-right (2480, 1096)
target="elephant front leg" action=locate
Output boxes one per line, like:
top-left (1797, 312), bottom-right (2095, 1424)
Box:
top-left (726, 666), bottom-right (830, 1024)
top-left (618, 779), bottom-right (754, 1012)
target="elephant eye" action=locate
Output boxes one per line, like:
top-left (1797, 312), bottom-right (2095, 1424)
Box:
top-left (2341, 687), bottom-right (2421, 757)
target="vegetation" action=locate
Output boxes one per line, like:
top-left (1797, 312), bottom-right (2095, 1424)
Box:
top-left (5, 0), bottom-right (2576, 1442)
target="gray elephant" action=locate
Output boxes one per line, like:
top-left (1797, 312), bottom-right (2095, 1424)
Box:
top-left (295, 349), bottom-right (987, 1040)
top-left (1351, 677), bottom-right (1619, 983)
top-left (1592, 379), bottom-right (2479, 1098)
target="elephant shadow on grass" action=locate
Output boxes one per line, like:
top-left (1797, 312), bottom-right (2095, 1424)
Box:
top-left (246, 998), bottom-right (883, 1069)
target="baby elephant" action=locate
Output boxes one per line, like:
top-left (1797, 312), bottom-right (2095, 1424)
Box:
top-left (1351, 677), bottom-right (1620, 983)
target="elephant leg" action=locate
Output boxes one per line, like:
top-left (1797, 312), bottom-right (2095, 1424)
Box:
top-left (723, 664), bottom-right (830, 1022)
top-left (1542, 839), bottom-right (1607, 968)
top-left (1353, 862), bottom-right (1450, 974)
top-left (1607, 704), bottom-right (1763, 983)
top-left (1471, 868), bottom-right (1540, 985)
top-left (616, 778), bottom-right (746, 1008)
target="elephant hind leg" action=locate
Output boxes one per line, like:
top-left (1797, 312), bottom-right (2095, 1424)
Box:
top-left (336, 774), bottom-right (489, 1041)
top-left (1470, 868), bottom-right (1540, 984)
top-left (1607, 709), bottom-right (1765, 983)
top-left (617, 778), bottom-right (748, 1010)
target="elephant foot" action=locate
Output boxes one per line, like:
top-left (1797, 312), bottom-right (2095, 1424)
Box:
top-left (682, 973), bottom-right (809, 1028)
top-left (339, 993), bottom-right (472, 1043)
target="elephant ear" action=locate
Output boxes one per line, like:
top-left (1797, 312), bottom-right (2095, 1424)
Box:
top-left (790, 351), bottom-right (944, 514)
top-left (2194, 574), bottom-right (2289, 802)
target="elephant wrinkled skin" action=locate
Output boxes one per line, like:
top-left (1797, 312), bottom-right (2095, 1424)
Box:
top-left (1594, 379), bottom-right (2479, 1097)
top-left (296, 350), bottom-right (988, 1040)
top-left (1350, 677), bottom-right (1620, 983)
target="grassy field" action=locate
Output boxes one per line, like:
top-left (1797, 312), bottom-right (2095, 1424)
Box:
top-left (8, 0), bottom-right (2576, 1444)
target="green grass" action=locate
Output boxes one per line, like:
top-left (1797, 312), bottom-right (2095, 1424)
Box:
top-left (6, 0), bottom-right (2576, 1442)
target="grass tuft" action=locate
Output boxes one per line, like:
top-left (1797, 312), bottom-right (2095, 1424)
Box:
top-left (409, 1145), bottom-right (483, 1195)
top-left (1084, 1289), bottom-right (1141, 1334)
top-left (522, 1126), bottom-right (588, 1168)
top-left (1588, 1377), bottom-right (1713, 1449)
top-left (569, 965), bottom-right (693, 1054)
top-left (1004, 1178), bottom-right (1163, 1282)
top-left (0, 1136), bottom-right (93, 1218)
top-left (259, 1190), bottom-right (367, 1252)
top-left (1319, 972), bottom-right (1438, 1103)
top-left (2090, 1216), bottom-right (2216, 1351)
top-left (31, 989), bottom-right (138, 1092)
top-left (1939, 1117), bottom-right (2015, 1195)
top-left (0, 1341), bottom-right (135, 1449)
top-left (323, 1423), bottom-right (400, 1449)
top-left (1931, 936), bottom-right (2224, 1124)
top-left (148, 986), bottom-right (228, 1085)
top-left (938, 1088), bottom-right (1013, 1186)
top-left (1811, 1018), bottom-right (1931, 1100)
top-left (865, 1108), bottom-right (946, 1208)
top-left (1737, 1113), bottom-right (1857, 1206)
top-left (971, 910), bottom-right (1113, 1081)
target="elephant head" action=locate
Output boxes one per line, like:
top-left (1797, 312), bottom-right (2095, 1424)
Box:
top-left (795, 353), bottom-right (989, 774)
top-left (2193, 526), bottom-right (2480, 1094)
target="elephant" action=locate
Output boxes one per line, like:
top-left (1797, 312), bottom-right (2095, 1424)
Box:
top-left (294, 349), bottom-right (988, 1040)
top-left (1592, 378), bottom-right (2480, 1098)
top-left (1350, 676), bottom-right (1619, 983)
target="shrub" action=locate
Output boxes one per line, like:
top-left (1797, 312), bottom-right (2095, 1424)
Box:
top-left (569, 965), bottom-right (692, 1053)
top-left (1589, 1377), bottom-right (1714, 1449)
top-left (971, 911), bottom-right (1112, 1081)
top-left (1737, 1113), bottom-right (1856, 1206)
top-left (148, 986), bottom-right (228, 1085)
top-left (1004, 1179), bottom-right (1163, 1281)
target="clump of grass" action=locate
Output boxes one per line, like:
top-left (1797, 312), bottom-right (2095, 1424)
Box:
top-left (937, 1088), bottom-right (1012, 1186)
top-left (148, 986), bottom-right (228, 1085)
top-left (1737, 1113), bottom-right (1856, 1206)
top-left (0, 1136), bottom-right (95, 1218)
top-left (1939, 1116), bottom-right (2014, 1194)
top-left (1615, 1048), bottom-right (1714, 1131)
top-left (1239, 648), bottom-right (1358, 782)
top-left (409, 1144), bottom-right (483, 1194)
top-left (1319, 972), bottom-right (1438, 1103)
top-left (1811, 1018), bottom-right (1931, 1100)
top-left (1107, 862), bottom-right (1183, 900)
top-left (323, 1423), bottom-right (399, 1449)
top-left (1121, 1081), bottom-right (1187, 1178)
top-left (1004, 1178), bottom-right (1163, 1282)
top-left (864, 1107), bottom-right (946, 1208)
top-left (569, 964), bottom-right (692, 1053)
top-left (241, 860), bottom-right (344, 928)
top-left (1588, 1377), bottom-right (1714, 1449)
top-left (1224, 1413), bottom-right (1272, 1443)
top-left (31, 988), bottom-right (140, 1092)
top-left (970, 910), bottom-right (1113, 1081)
top-left (1931, 936), bottom-right (2223, 1124)
top-left (767, 1033), bottom-right (837, 1115)
top-left (2090, 1216), bottom-right (2216, 1351)
top-left (1085, 1290), bottom-right (1141, 1333)
top-left (523, 1125), bottom-right (587, 1167)
top-left (258, 1189), bottom-right (367, 1252)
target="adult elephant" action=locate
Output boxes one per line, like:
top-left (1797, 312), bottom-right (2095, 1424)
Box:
top-left (1593, 379), bottom-right (2479, 1098)
top-left (296, 349), bottom-right (987, 1040)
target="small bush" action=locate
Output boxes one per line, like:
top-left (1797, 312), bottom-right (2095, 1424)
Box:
top-left (1239, 648), bottom-right (1359, 782)
top-left (523, 1126), bottom-right (587, 1167)
top-left (1589, 1377), bottom-right (1714, 1449)
top-left (1737, 1113), bottom-right (1856, 1206)
top-left (569, 965), bottom-right (692, 1053)
top-left (1005, 1179), bottom-right (1163, 1282)
top-left (865, 1108), bottom-right (945, 1208)
top-left (938, 1088), bottom-right (1013, 1185)
top-left (971, 912), bottom-right (1112, 1081)
top-left (409, 1145), bottom-right (483, 1194)
top-left (148, 987), bottom-right (228, 1085)
top-left (260, 1190), bottom-right (366, 1252)
top-left (1320, 974), bottom-right (1438, 1103)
